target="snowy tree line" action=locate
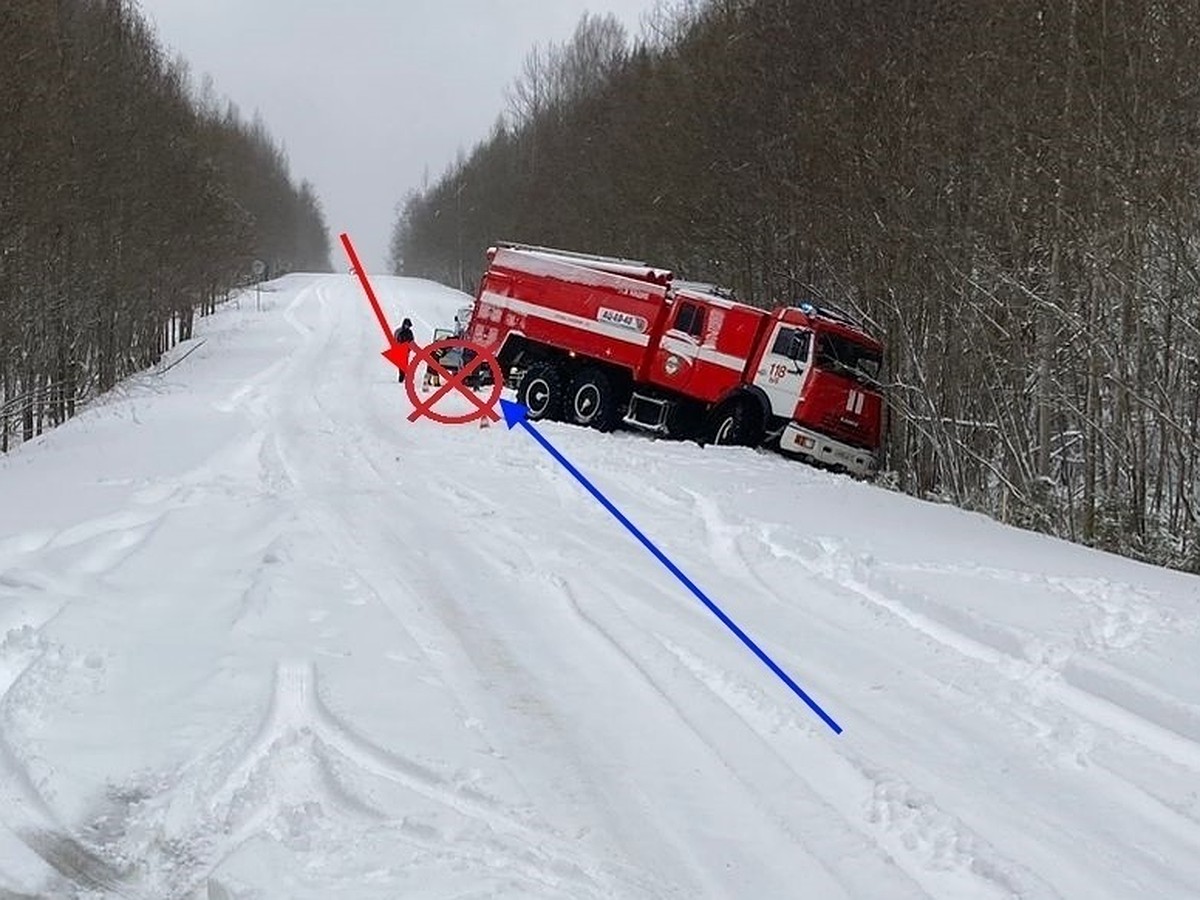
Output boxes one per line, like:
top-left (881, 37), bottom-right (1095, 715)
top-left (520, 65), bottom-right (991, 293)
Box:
top-left (1, 0), bottom-right (332, 452)
top-left (391, 0), bottom-right (1200, 572)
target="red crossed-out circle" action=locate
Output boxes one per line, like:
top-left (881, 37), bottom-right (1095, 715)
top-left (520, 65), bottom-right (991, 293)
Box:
top-left (404, 339), bottom-right (503, 424)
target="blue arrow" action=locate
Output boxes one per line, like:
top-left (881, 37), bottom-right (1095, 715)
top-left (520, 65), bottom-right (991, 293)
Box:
top-left (500, 399), bottom-right (842, 735)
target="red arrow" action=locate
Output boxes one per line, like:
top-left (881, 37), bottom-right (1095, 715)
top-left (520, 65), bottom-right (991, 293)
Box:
top-left (340, 232), bottom-right (411, 372)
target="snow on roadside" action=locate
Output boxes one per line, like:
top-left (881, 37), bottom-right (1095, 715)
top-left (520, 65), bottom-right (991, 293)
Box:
top-left (0, 273), bottom-right (1196, 899)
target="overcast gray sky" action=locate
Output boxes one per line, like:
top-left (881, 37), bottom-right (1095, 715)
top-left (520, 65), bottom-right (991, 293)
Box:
top-left (137, 1), bottom-right (663, 272)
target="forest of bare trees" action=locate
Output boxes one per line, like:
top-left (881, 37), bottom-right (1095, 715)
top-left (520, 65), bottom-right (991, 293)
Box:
top-left (1, 0), bottom-right (331, 453)
top-left (391, 0), bottom-right (1200, 573)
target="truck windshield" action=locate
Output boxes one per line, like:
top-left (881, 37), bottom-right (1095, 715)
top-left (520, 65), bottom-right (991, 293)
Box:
top-left (815, 332), bottom-right (881, 384)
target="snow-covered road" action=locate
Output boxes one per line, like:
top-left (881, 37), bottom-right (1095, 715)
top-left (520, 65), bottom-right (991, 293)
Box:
top-left (0, 274), bottom-right (1197, 899)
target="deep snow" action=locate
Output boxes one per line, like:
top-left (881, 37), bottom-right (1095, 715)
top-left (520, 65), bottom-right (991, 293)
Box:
top-left (0, 274), bottom-right (1197, 899)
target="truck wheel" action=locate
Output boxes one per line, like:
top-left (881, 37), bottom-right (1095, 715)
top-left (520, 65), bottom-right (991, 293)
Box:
top-left (703, 399), bottom-right (762, 447)
top-left (519, 362), bottom-right (564, 421)
top-left (568, 367), bottom-right (619, 431)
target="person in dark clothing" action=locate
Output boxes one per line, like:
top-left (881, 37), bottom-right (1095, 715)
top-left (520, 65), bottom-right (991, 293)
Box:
top-left (394, 317), bottom-right (414, 382)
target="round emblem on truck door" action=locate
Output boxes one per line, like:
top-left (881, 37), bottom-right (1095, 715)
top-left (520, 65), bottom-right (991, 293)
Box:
top-left (664, 354), bottom-right (682, 376)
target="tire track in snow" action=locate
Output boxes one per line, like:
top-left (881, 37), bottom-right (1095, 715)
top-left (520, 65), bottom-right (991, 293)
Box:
top-left (754, 527), bottom-right (1200, 775)
top-left (142, 659), bottom-right (607, 899)
top-left (660, 490), bottom-right (1200, 896)
top-left (144, 280), bottom-right (628, 897)
top-left (567, 518), bottom-right (1052, 897)
top-left (250, 288), bottom-right (499, 706)
top-left (0, 509), bottom-right (177, 897)
top-left (671, 495), bottom-right (1200, 894)
top-left (12, 829), bottom-right (143, 900)
top-left (327, 285), bottom-right (706, 897)
top-left (0, 625), bottom-right (75, 897)
top-left (0, 284), bottom-right (335, 899)
top-left (650, 634), bottom-right (1058, 900)
top-left (677, 480), bottom-right (1200, 781)
top-left (666, 492), bottom-right (1053, 897)
top-left (532, 568), bottom-right (938, 900)
top-left (209, 281), bottom-right (320, 419)
top-left (354, 406), bottom-right (926, 894)
top-left (258, 485), bottom-right (619, 893)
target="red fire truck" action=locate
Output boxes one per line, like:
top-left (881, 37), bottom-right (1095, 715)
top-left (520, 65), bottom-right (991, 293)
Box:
top-left (465, 243), bottom-right (884, 476)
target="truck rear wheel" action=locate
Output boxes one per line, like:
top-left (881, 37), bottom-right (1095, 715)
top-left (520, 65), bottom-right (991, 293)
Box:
top-left (519, 362), bottom-right (564, 421)
top-left (568, 367), bottom-right (620, 431)
top-left (703, 399), bottom-right (762, 447)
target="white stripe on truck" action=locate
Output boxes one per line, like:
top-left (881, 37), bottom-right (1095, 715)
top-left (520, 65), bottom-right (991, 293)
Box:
top-left (479, 290), bottom-right (651, 346)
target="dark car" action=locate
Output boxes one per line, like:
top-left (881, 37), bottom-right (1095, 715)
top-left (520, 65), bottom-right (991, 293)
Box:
top-left (428, 328), bottom-right (491, 387)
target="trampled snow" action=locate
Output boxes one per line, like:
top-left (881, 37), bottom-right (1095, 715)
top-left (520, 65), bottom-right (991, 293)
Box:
top-left (0, 274), bottom-right (1197, 899)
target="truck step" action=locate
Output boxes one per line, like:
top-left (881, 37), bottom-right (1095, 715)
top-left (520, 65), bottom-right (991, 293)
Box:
top-left (623, 392), bottom-right (671, 433)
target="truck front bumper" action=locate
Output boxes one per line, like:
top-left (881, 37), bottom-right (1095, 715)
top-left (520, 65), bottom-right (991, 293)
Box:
top-left (780, 423), bottom-right (875, 478)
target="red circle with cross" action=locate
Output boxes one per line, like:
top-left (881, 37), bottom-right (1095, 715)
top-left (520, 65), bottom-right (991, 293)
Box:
top-left (404, 339), bottom-right (503, 424)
